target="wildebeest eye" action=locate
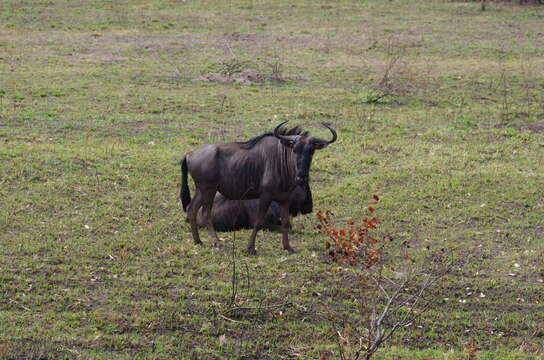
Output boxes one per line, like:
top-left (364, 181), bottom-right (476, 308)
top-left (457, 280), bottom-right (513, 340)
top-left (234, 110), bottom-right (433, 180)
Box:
top-left (279, 138), bottom-right (295, 147)
top-left (293, 142), bottom-right (307, 153)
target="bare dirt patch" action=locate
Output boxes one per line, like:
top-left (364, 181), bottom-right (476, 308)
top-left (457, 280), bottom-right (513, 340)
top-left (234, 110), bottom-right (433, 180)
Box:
top-left (195, 68), bottom-right (286, 85)
top-left (527, 121), bottom-right (544, 132)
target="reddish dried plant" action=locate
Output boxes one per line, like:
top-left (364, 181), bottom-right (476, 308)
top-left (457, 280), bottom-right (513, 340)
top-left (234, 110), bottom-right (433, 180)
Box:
top-left (316, 194), bottom-right (384, 267)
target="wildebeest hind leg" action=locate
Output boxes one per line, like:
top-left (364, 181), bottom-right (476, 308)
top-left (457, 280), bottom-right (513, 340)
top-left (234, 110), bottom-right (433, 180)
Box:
top-left (246, 197), bottom-right (272, 255)
top-left (280, 202), bottom-right (294, 253)
top-left (187, 191), bottom-right (203, 245)
top-left (201, 189), bottom-right (221, 247)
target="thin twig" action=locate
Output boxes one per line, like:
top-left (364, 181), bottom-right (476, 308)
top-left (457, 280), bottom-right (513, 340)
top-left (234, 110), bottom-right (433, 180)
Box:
top-left (224, 302), bottom-right (290, 314)
top-left (218, 313), bottom-right (244, 323)
top-left (336, 330), bottom-right (347, 360)
top-left (8, 299), bottom-right (31, 312)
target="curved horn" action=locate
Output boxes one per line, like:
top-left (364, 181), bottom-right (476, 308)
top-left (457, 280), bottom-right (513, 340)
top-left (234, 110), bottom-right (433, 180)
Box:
top-left (273, 120), bottom-right (291, 141)
top-left (322, 123), bottom-right (337, 144)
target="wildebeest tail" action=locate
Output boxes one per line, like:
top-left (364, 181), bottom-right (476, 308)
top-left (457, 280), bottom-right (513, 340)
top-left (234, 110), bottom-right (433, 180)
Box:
top-left (180, 157), bottom-right (191, 211)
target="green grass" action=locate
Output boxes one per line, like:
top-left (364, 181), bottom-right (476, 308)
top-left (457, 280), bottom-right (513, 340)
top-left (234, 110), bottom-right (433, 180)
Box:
top-left (1, 0), bottom-right (544, 359)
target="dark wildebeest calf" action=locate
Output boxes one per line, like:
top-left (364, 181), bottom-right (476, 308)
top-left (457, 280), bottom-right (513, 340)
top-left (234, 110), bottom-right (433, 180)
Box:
top-left (196, 183), bottom-right (313, 232)
top-left (180, 121), bottom-right (336, 254)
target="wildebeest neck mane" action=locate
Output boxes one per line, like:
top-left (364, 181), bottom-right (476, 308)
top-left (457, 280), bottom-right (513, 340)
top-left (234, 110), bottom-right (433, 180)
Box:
top-left (237, 126), bottom-right (305, 149)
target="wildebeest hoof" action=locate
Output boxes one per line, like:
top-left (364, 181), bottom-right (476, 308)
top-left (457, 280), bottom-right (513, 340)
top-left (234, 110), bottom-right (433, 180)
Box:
top-left (245, 248), bottom-right (257, 256)
top-left (213, 241), bottom-right (224, 249)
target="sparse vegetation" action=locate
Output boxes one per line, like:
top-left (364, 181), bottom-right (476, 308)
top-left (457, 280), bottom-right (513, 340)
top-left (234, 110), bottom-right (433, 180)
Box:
top-left (1, 0), bottom-right (543, 359)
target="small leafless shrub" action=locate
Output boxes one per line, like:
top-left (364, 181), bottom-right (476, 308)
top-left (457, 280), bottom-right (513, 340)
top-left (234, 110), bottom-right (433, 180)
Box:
top-left (493, 49), bottom-right (514, 123)
top-left (362, 36), bottom-right (436, 102)
top-left (378, 37), bottom-right (408, 93)
top-left (196, 54), bottom-right (287, 85)
top-left (519, 57), bottom-right (539, 119)
top-left (328, 255), bottom-right (454, 360)
top-left (206, 219), bottom-right (292, 358)
top-left (217, 58), bottom-right (251, 78)
top-left (316, 195), bottom-right (454, 360)
top-left (262, 53), bottom-right (286, 82)
top-left (348, 104), bottom-right (377, 131)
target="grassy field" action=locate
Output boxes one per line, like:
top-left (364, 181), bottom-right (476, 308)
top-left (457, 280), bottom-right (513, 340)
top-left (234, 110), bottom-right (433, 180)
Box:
top-left (1, 0), bottom-right (543, 359)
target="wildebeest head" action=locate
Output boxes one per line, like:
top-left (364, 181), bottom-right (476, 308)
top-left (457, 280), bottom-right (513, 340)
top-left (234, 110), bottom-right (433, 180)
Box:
top-left (274, 121), bottom-right (337, 186)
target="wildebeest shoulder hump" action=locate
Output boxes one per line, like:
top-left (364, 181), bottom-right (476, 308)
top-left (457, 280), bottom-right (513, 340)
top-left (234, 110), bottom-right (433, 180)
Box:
top-left (236, 126), bottom-right (305, 150)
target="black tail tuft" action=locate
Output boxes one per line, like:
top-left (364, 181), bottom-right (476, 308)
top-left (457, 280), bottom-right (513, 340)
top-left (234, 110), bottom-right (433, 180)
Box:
top-left (180, 157), bottom-right (191, 211)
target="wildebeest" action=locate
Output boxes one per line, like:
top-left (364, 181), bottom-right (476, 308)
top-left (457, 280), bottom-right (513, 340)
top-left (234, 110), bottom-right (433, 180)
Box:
top-left (180, 121), bottom-right (336, 254)
top-left (196, 183), bottom-right (313, 232)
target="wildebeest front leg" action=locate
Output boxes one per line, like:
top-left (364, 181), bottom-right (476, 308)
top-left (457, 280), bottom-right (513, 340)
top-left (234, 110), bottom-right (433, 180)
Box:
top-left (246, 196), bottom-right (272, 255)
top-left (280, 202), bottom-right (294, 253)
top-left (186, 190), bottom-right (203, 245)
